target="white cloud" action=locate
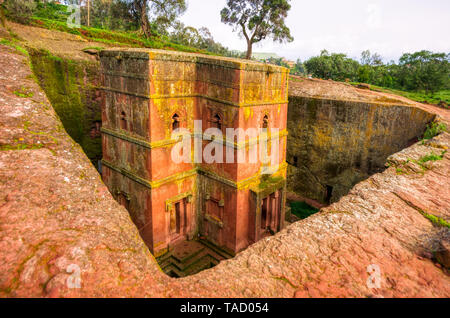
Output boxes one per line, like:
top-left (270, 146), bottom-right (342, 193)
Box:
top-left (366, 3), bottom-right (382, 29)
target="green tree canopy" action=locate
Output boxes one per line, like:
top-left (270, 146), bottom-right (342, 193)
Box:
top-left (397, 50), bottom-right (449, 93)
top-left (3, 0), bottom-right (36, 23)
top-left (126, 0), bottom-right (186, 37)
top-left (360, 50), bottom-right (383, 66)
top-left (304, 50), bottom-right (359, 82)
top-left (303, 49), bottom-right (449, 95)
top-left (221, 0), bottom-right (293, 59)
top-left (291, 59), bottom-right (306, 76)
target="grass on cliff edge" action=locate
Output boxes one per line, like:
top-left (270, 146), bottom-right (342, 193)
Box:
top-left (351, 82), bottom-right (450, 107)
top-left (29, 17), bottom-right (212, 54)
top-left (0, 37), bottom-right (28, 56)
top-left (1, 3), bottom-right (217, 55)
top-left (422, 122), bottom-right (447, 140)
top-left (4, 2), bottom-right (214, 56)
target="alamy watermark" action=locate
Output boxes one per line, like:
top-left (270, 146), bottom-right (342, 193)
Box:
top-left (66, 264), bottom-right (81, 289)
top-left (67, 4), bottom-right (81, 29)
top-left (171, 121), bottom-right (281, 175)
top-left (366, 264), bottom-right (382, 289)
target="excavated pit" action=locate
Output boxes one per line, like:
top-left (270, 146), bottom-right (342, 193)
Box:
top-left (7, 15), bottom-right (442, 278)
top-left (27, 47), bottom-right (103, 170)
top-left (25, 47), bottom-right (439, 278)
top-left (286, 95), bottom-right (436, 205)
top-left (1, 43), bottom-right (449, 297)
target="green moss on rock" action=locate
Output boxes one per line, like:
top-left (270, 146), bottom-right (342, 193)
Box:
top-left (290, 201), bottom-right (319, 220)
top-left (28, 48), bottom-right (102, 164)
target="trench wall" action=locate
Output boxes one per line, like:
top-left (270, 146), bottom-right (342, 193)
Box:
top-left (28, 48), bottom-right (103, 166)
top-left (287, 96), bottom-right (436, 204)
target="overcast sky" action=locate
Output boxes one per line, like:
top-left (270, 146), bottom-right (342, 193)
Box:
top-left (179, 0), bottom-right (450, 62)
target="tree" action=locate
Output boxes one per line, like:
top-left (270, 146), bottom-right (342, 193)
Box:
top-left (0, 0), bottom-right (5, 27)
top-left (76, 0), bottom-right (137, 31)
top-left (86, 0), bottom-right (90, 27)
top-left (127, 0), bottom-right (186, 38)
top-left (3, 0), bottom-right (36, 23)
top-left (168, 23), bottom-right (242, 58)
top-left (128, 0), bottom-right (151, 37)
top-left (304, 50), bottom-right (359, 82)
top-left (171, 22), bottom-right (201, 46)
top-left (291, 59), bottom-right (306, 76)
top-left (358, 50), bottom-right (388, 85)
top-left (397, 51), bottom-right (449, 93)
top-left (360, 50), bottom-right (383, 66)
top-left (297, 49), bottom-right (449, 94)
top-left (221, 0), bottom-right (293, 59)
top-left (108, 0), bottom-right (138, 31)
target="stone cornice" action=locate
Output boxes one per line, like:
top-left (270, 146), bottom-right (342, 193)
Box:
top-left (100, 86), bottom-right (288, 108)
top-left (102, 159), bottom-right (287, 190)
top-left (101, 127), bottom-right (288, 150)
top-left (100, 49), bottom-right (290, 74)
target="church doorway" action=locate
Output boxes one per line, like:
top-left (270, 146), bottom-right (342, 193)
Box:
top-left (260, 190), bottom-right (282, 236)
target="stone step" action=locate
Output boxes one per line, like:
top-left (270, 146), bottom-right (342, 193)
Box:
top-left (171, 245), bottom-right (206, 264)
top-left (167, 249), bottom-right (212, 271)
top-left (199, 239), bottom-right (235, 259)
top-left (157, 243), bottom-right (206, 269)
top-left (183, 254), bottom-right (219, 277)
top-left (163, 264), bottom-right (185, 278)
top-left (158, 257), bottom-right (176, 271)
top-left (162, 254), bottom-right (219, 278)
top-left (159, 249), bottom-right (222, 276)
top-left (156, 240), bottom-right (232, 277)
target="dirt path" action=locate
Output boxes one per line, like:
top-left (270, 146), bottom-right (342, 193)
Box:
top-left (290, 76), bottom-right (450, 124)
top-left (5, 21), bottom-right (115, 61)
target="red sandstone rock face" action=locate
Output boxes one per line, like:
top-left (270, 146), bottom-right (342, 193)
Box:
top-left (0, 45), bottom-right (449, 298)
top-left (0, 45), bottom-right (167, 297)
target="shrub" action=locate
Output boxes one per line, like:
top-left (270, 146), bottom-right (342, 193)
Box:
top-left (4, 0), bottom-right (36, 24)
top-left (33, 1), bottom-right (69, 22)
top-left (418, 151), bottom-right (446, 164)
top-left (423, 122), bottom-right (447, 140)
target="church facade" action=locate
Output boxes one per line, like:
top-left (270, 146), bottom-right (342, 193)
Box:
top-left (100, 49), bottom-right (289, 257)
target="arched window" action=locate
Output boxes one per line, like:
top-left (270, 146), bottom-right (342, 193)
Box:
top-left (212, 114), bottom-right (222, 130)
top-left (263, 114), bottom-right (269, 129)
top-left (120, 111), bottom-right (127, 130)
top-left (90, 120), bottom-right (102, 139)
top-left (172, 113), bottom-right (180, 131)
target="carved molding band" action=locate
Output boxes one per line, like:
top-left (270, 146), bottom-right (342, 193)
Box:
top-left (101, 127), bottom-right (288, 151)
top-left (102, 159), bottom-right (287, 190)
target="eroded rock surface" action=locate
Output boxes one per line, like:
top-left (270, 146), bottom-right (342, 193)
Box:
top-left (0, 44), bottom-right (166, 297)
top-left (0, 45), bottom-right (449, 298)
top-left (286, 95), bottom-right (436, 203)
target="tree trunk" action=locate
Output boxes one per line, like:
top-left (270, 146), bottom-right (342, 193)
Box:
top-left (87, 0), bottom-right (90, 27)
top-left (0, 1), bottom-right (5, 28)
top-left (140, 0), bottom-right (151, 38)
top-left (246, 40), bottom-right (253, 60)
top-left (107, 0), bottom-right (112, 30)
